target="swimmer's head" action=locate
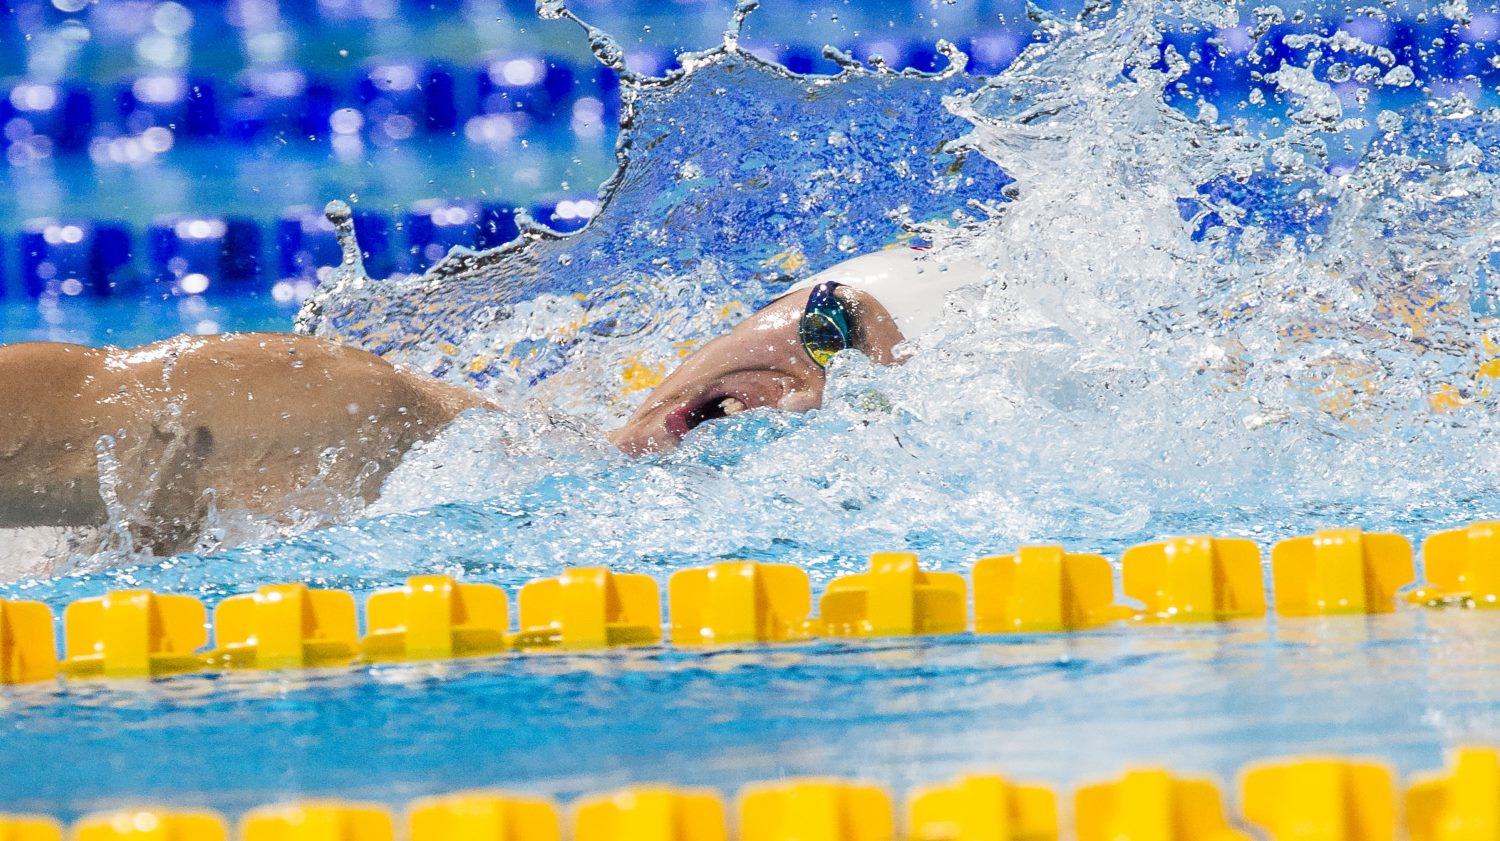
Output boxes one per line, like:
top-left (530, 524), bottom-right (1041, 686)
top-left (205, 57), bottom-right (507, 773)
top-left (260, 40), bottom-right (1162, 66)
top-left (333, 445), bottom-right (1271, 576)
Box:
top-left (608, 284), bottom-right (904, 455)
top-left (609, 247), bottom-right (986, 454)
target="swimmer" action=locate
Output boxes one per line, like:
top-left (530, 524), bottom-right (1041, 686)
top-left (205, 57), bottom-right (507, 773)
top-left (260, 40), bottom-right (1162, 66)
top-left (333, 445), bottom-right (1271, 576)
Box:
top-left (0, 248), bottom-right (975, 555)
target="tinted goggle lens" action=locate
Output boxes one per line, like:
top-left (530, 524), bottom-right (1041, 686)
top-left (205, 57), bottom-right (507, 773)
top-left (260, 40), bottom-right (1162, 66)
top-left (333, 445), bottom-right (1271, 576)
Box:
top-left (801, 312), bottom-right (848, 367)
top-left (799, 281), bottom-right (852, 368)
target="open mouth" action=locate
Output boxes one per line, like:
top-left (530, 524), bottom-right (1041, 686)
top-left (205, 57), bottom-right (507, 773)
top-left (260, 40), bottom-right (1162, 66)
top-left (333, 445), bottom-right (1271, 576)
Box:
top-left (670, 394), bottom-right (751, 437)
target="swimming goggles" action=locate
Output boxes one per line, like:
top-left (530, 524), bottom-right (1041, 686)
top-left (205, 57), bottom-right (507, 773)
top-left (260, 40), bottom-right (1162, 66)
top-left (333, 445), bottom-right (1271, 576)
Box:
top-left (799, 280), bottom-right (853, 368)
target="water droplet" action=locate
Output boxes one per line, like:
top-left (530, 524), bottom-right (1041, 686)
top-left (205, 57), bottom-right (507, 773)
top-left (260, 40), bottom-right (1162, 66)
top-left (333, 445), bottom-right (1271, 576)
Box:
top-left (587, 27), bottom-right (628, 73)
top-left (324, 200), bottom-right (371, 283)
top-left (1381, 65), bottom-right (1415, 87)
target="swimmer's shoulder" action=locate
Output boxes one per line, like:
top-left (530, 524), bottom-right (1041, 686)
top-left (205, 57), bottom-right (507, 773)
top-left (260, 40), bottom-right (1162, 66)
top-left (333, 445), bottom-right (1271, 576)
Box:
top-left (0, 332), bottom-right (491, 420)
top-left (0, 341), bottom-right (109, 395)
top-left (199, 331), bottom-right (497, 416)
top-left (169, 331), bottom-right (378, 366)
top-left (0, 340), bottom-right (108, 367)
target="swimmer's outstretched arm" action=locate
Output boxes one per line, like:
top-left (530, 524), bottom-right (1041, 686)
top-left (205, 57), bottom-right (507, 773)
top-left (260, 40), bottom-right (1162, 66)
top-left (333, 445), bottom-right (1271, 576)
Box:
top-left (0, 333), bottom-right (489, 552)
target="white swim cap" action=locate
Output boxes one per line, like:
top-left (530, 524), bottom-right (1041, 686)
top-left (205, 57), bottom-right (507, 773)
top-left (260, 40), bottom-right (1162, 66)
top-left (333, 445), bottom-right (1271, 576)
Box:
top-left (786, 247), bottom-right (987, 338)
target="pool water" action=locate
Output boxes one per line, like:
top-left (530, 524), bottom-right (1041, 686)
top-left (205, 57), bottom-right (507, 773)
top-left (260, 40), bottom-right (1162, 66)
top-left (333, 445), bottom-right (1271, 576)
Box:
top-left (5, 0), bottom-right (1500, 824)
top-left (2, 610), bottom-right (1497, 820)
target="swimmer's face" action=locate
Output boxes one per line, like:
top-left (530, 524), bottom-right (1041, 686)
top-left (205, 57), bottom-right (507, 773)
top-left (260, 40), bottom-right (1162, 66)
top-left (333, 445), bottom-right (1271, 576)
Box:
top-left (608, 286), bottom-right (904, 455)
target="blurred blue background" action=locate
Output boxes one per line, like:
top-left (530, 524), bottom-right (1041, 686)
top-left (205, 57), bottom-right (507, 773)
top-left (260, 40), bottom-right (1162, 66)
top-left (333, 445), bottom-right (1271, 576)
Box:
top-left (0, 0), bottom-right (1494, 345)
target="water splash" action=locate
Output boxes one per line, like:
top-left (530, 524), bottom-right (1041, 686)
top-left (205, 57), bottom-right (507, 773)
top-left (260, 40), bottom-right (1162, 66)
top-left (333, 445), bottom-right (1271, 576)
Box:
top-left (326, 199), bottom-right (370, 286)
top-left (329, 0), bottom-right (1496, 553)
top-left (296, 1), bottom-right (1009, 425)
top-left (12, 0), bottom-right (1500, 586)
